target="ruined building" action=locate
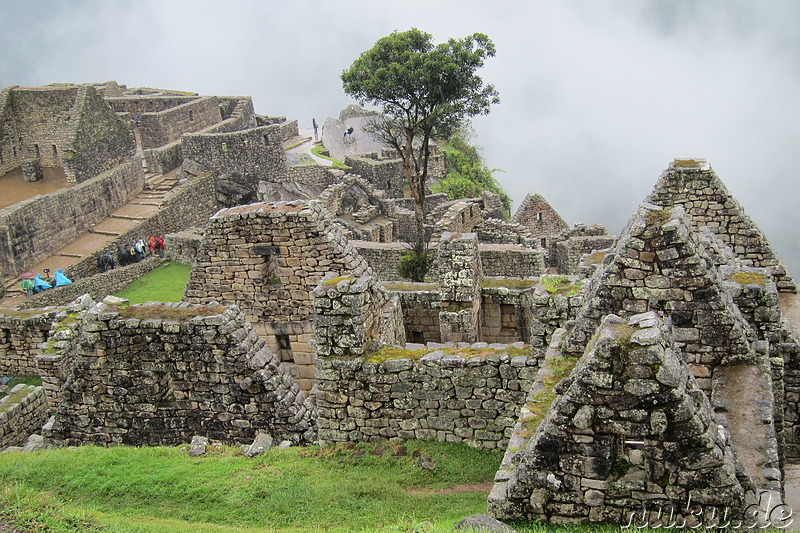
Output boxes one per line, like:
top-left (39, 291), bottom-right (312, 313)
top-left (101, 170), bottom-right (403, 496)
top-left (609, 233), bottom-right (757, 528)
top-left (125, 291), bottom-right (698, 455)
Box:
top-left (1, 81), bottom-right (799, 527)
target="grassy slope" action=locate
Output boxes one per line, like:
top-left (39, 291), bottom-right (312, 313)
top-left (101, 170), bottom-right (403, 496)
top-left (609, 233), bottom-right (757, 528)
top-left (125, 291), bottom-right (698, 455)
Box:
top-left (114, 262), bottom-right (192, 304)
top-left (0, 442), bottom-right (507, 532)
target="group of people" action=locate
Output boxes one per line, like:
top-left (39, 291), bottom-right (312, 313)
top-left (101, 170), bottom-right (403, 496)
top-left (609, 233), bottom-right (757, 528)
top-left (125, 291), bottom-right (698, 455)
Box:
top-left (19, 269), bottom-right (72, 297)
top-left (115, 236), bottom-right (166, 267)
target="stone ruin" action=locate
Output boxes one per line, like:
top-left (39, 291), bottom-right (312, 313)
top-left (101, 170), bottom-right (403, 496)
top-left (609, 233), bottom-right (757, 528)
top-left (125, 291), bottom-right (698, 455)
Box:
top-left (2, 80), bottom-right (800, 527)
top-left (487, 195), bottom-right (799, 525)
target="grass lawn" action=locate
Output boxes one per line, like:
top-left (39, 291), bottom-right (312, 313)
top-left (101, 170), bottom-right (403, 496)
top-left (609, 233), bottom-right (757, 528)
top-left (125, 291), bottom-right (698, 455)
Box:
top-left (114, 262), bottom-right (192, 304)
top-left (0, 441), bottom-right (550, 532)
top-left (0, 376), bottom-right (42, 399)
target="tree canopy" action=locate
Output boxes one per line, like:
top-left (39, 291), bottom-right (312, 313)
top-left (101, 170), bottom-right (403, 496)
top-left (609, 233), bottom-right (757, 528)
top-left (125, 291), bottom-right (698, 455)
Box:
top-left (341, 28), bottom-right (500, 255)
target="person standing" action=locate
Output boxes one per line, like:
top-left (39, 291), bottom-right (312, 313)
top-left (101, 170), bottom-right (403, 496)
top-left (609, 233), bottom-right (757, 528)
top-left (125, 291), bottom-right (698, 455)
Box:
top-left (312, 118), bottom-right (319, 140)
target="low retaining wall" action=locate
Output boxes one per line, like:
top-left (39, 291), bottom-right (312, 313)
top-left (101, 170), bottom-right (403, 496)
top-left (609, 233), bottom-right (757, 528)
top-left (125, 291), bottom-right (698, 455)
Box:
top-left (315, 347), bottom-right (539, 449)
top-left (61, 172), bottom-right (216, 281)
top-left (17, 258), bottom-right (163, 310)
top-left (0, 310), bottom-right (58, 375)
top-left (0, 385), bottom-right (50, 448)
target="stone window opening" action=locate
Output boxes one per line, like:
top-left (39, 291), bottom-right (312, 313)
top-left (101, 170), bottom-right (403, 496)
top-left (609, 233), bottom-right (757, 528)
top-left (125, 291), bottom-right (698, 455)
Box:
top-left (252, 244), bottom-right (281, 286)
top-left (51, 145), bottom-right (58, 158)
top-left (34, 144), bottom-right (40, 158)
top-left (276, 334), bottom-right (293, 362)
top-left (410, 331), bottom-right (425, 344)
top-left (541, 238), bottom-right (547, 248)
top-left (536, 212), bottom-right (543, 222)
top-left (263, 134), bottom-right (269, 147)
top-left (189, 110), bottom-right (194, 122)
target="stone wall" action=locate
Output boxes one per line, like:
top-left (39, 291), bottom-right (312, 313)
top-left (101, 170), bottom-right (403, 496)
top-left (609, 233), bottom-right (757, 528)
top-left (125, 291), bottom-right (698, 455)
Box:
top-left (511, 193), bottom-right (569, 245)
top-left (0, 385), bottom-right (50, 449)
top-left (0, 309), bottom-right (57, 375)
top-left (352, 241), bottom-right (407, 281)
top-left (16, 258), bottom-right (163, 310)
top-left (430, 201), bottom-right (484, 243)
top-left (345, 152), bottom-right (406, 198)
top-left (395, 289), bottom-right (442, 344)
top-left (553, 234), bottom-right (617, 275)
top-left (647, 159), bottom-right (795, 291)
top-left (475, 218), bottom-right (537, 248)
top-left (182, 124), bottom-right (289, 206)
top-left (135, 96), bottom-right (222, 149)
top-left (490, 313), bottom-right (754, 524)
top-left (184, 200), bottom-right (374, 391)
top-left (0, 85), bottom-right (134, 183)
top-left (46, 299), bottom-right (316, 447)
top-left (52, 172), bottom-right (216, 282)
top-left (143, 141), bottom-right (183, 174)
top-left (438, 232), bottom-right (482, 343)
top-left (165, 230), bottom-right (202, 267)
top-left (313, 273), bottom-right (405, 357)
top-left (0, 156), bottom-right (145, 276)
top-left (480, 245), bottom-right (546, 278)
top-left (315, 345), bottom-right (538, 449)
top-left (105, 95), bottom-right (199, 114)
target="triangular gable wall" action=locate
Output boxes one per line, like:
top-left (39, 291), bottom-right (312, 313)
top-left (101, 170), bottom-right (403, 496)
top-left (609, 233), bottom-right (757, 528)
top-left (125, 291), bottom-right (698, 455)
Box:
top-left (493, 313), bottom-right (749, 524)
top-left (561, 204), bottom-right (754, 391)
top-left (646, 159), bottom-right (795, 292)
top-left (512, 193), bottom-right (570, 240)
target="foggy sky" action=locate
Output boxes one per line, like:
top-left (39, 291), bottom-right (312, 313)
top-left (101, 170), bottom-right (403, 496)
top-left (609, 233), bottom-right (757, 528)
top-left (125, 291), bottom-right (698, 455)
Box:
top-left (2, 0), bottom-right (799, 276)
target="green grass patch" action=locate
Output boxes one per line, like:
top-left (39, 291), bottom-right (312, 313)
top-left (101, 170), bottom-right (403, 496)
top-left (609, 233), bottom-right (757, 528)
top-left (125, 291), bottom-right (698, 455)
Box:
top-left (365, 344), bottom-right (529, 364)
top-left (0, 385), bottom-right (36, 413)
top-left (539, 275), bottom-right (582, 296)
top-left (382, 281), bottom-right (440, 292)
top-left (114, 262), bottom-right (192, 304)
top-left (0, 376), bottom-right (42, 400)
top-left (0, 441), bottom-right (504, 532)
top-left (482, 278), bottom-right (537, 290)
top-left (311, 145), bottom-right (350, 169)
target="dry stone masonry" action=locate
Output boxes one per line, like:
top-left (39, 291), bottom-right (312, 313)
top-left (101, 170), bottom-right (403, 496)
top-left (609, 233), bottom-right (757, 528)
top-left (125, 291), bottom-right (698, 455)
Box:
top-left (46, 297), bottom-right (315, 447)
top-left (315, 342), bottom-right (538, 449)
top-left (491, 313), bottom-right (752, 525)
top-left (647, 159), bottom-right (795, 291)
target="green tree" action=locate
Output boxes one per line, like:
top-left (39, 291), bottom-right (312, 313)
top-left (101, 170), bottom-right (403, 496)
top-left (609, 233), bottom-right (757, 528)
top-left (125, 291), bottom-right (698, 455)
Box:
top-left (439, 128), bottom-right (511, 219)
top-left (341, 28), bottom-right (500, 250)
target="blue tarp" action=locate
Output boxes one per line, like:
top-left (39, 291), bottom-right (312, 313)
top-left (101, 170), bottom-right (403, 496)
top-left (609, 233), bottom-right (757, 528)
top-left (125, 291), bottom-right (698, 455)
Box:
top-left (53, 268), bottom-right (72, 287)
top-left (33, 274), bottom-right (52, 293)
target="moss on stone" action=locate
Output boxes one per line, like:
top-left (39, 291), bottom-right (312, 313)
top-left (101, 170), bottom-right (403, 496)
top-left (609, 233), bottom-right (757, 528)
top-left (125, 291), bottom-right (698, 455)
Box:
top-left (521, 355), bottom-right (579, 436)
top-left (382, 281), bottom-right (439, 292)
top-left (364, 344), bottom-right (530, 364)
top-left (673, 159), bottom-right (702, 168)
top-left (583, 251), bottom-right (607, 266)
top-left (481, 278), bottom-right (537, 290)
top-left (730, 271), bottom-right (768, 287)
top-left (114, 304), bottom-right (224, 322)
top-left (610, 323), bottom-right (637, 347)
top-left (0, 385), bottom-right (35, 413)
top-left (322, 276), bottom-right (353, 286)
top-left (644, 209), bottom-right (671, 226)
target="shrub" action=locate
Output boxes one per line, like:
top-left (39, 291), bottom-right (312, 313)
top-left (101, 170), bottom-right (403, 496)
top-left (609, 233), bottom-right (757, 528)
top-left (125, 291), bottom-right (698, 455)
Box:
top-left (397, 241), bottom-right (432, 282)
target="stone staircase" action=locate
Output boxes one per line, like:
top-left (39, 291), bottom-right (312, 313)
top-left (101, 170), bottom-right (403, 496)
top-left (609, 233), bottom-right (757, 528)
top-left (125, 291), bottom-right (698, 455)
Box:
top-left (1, 167), bottom-right (181, 306)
